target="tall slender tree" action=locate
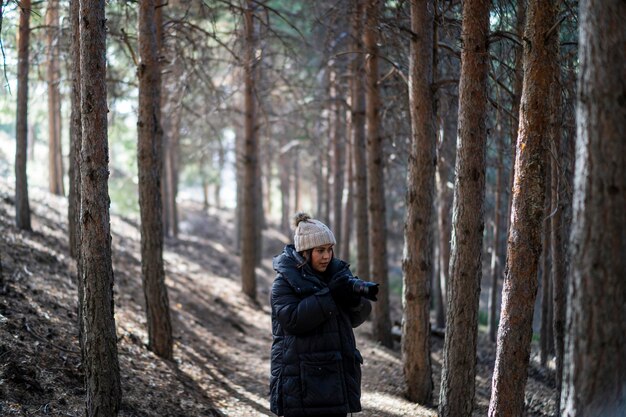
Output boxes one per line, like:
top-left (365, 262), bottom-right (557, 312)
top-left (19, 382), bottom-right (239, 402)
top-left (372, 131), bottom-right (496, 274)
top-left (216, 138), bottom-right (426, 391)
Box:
top-left (402, 0), bottom-right (435, 404)
top-left (351, 0), bottom-right (369, 278)
top-left (488, 137), bottom-right (503, 343)
top-left (364, 0), bottom-right (391, 347)
top-left (550, 62), bottom-right (567, 410)
top-left (488, 0), bottom-right (559, 415)
top-left (240, 0), bottom-right (259, 298)
top-left (68, 0), bottom-right (84, 357)
top-left (331, 65), bottom-right (345, 251)
top-left (561, 1), bottom-right (626, 416)
top-left (340, 122), bottom-right (354, 262)
top-left (505, 1), bottom-right (526, 236)
top-left (438, 0), bottom-right (490, 416)
top-left (15, 0), bottom-right (32, 231)
top-left (435, 96), bottom-right (458, 330)
top-left (137, 0), bottom-right (173, 360)
top-left (279, 137), bottom-right (292, 235)
top-left (540, 157), bottom-right (554, 366)
top-left (79, 0), bottom-right (122, 414)
top-left (68, 0), bottom-right (82, 260)
top-left (46, 0), bottom-right (64, 196)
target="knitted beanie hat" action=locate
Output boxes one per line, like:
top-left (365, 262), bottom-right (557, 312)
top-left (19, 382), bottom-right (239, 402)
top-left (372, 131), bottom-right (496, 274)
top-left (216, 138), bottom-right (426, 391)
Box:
top-left (293, 212), bottom-right (336, 252)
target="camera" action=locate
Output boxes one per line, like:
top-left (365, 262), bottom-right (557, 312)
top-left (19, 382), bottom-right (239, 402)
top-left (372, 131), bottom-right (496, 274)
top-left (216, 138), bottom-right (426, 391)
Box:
top-left (347, 277), bottom-right (379, 301)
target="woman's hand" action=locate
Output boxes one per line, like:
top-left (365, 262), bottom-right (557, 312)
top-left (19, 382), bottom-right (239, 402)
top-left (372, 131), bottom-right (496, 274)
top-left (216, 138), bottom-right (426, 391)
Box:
top-left (328, 275), bottom-right (361, 307)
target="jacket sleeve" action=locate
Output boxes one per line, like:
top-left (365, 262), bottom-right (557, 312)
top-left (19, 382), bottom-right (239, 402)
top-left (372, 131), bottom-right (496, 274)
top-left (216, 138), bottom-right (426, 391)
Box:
top-left (348, 298), bottom-right (372, 328)
top-left (271, 275), bottom-right (338, 335)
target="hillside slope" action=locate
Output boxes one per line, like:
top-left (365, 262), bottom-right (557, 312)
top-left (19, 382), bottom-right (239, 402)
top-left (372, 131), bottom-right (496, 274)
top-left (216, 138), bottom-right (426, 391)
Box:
top-left (0, 180), bottom-right (555, 416)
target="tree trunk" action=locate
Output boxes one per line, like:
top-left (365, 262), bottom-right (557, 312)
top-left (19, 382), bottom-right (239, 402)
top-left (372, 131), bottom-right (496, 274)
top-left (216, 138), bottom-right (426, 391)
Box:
top-left (235, 125), bottom-right (243, 253)
top-left (46, 0), bottom-right (64, 196)
top-left (215, 137), bottom-right (225, 209)
top-left (557, 59), bottom-right (576, 415)
top-left (540, 163), bottom-right (554, 366)
top-left (505, 1), bottom-right (526, 236)
top-left (351, 0), bottom-right (369, 278)
top-left (550, 65), bottom-right (566, 408)
top-left (364, 0), bottom-right (391, 348)
top-left (68, 0), bottom-right (84, 358)
top-left (166, 88), bottom-right (182, 238)
top-left (340, 119), bottom-right (354, 262)
top-left (161, 54), bottom-right (184, 238)
top-left (431, 3), bottom-right (443, 326)
top-left (561, 1), bottom-right (626, 416)
top-left (240, 0), bottom-right (259, 298)
top-left (323, 142), bottom-right (331, 225)
top-left (201, 151), bottom-right (209, 209)
top-left (402, 0), bottom-right (435, 404)
top-left (488, 1), bottom-right (559, 416)
top-left (435, 105), bottom-right (457, 330)
top-left (279, 138), bottom-right (291, 235)
top-left (15, 0), bottom-right (32, 231)
top-left (293, 152), bottom-right (300, 212)
top-left (69, 0), bottom-right (82, 260)
top-left (439, 1), bottom-right (489, 416)
top-left (255, 140), bottom-right (264, 266)
top-left (488, 147), bottom-right (503, 343)
top-left (331, 68), bottom-right (345, 250)
top-left (137, 0), bottom-right (173, 360)
top-left (79, 1), bottom-right (122, 414)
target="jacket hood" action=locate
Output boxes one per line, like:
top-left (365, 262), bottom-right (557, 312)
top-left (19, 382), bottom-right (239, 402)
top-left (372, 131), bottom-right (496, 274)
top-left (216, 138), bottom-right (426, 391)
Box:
top-left (272, 244), bottom-right (305, 275)
top-left (273, 244), bottom-right (349, 280)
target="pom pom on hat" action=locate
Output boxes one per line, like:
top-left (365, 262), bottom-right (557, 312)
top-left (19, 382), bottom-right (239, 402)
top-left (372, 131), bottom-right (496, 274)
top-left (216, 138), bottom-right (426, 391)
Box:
top-left (293, 212), bottom-right (336, 252)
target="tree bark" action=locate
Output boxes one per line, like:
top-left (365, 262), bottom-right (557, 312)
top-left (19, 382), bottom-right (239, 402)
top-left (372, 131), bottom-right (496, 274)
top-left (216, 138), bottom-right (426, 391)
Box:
top-left (402, 0), bottom-right (435, 404)
top-left (69, 0), bottom-right (82, 260)
top-left (540, 161), bottom-right (554, 366)
top-left (15, 0), bottom-right (32, 231)
top-left (293, 153), bottom-right (300, 213)
top-left (279, 137), bottom-right (291, 235)
top-left (550, 65), bottom-right (566, 408)
top-left (439, 1), bottom-right (489, 416)
top-left (137, 0), bottom-right (173, 360)
top-left (68, 0), bottom-right (84, 358)
top-left (161, 52), bottom-right (184, 238)
top-left (331, 67), bottom-right (345, 252)
top-left (46, 0), bottom-right (64, 196)
top-left (215, 137), bottom-right (225, 209)
top-left (340, 119), bottom-right (354, 262)
top-left (351, 0), bottom-right (368, 278)
top-left (364, 0), bottom-right (391, 348)
top-left (240, 0), bottom-right (259, 298)
top-left (488, 147), bottom-right (502, 343)
top-left (488, 1), bottom-right (559, 416)
top-left (505, 1), bottom-right (526, 237)
top-left (561, 1), bottom-right (626, 416)
top-left (165, 82), bottom-right (182, 238)
top-left (79, 0), bottom-right (122, 414)
top-left (435, 102), bottom-right (457, 330)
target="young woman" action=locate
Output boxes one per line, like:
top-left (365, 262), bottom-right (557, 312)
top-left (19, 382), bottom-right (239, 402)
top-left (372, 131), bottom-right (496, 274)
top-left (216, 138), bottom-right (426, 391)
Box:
top-left (269, 213), bottom-right (378, 417)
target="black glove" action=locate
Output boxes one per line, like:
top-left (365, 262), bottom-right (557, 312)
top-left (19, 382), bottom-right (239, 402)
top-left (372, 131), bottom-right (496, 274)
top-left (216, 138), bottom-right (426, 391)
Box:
top-left (328, 275), bottom-right (361, 307)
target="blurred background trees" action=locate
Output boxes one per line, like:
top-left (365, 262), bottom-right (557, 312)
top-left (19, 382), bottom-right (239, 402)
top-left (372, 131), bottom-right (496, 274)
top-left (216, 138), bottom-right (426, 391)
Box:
top-left (2, 0), bottom-right (624, 416)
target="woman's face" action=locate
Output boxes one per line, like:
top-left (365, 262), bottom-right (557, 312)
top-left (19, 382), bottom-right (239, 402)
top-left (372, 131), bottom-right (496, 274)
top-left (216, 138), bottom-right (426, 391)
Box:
top-left (310, 244), bottom-right (334, 273)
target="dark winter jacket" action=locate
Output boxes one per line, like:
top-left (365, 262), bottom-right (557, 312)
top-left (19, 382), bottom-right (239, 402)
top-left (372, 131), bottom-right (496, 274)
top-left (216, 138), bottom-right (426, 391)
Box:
top-left (269, 244), bottom-right (372, 417)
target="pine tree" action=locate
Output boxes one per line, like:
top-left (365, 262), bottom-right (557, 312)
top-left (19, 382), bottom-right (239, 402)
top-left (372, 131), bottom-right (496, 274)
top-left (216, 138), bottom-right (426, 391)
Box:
top-left (560, 1), bottom-right (626, 416)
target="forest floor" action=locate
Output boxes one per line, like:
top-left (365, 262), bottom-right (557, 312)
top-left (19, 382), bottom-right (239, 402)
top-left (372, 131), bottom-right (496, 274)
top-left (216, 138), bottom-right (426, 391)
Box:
top-left (0, 179), bottom-right (558, 416)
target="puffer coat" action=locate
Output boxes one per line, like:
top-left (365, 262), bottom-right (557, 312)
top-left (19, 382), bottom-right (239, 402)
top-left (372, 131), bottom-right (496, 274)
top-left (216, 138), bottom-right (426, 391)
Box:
top-left (269, 244), bottom-right (371, 417)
